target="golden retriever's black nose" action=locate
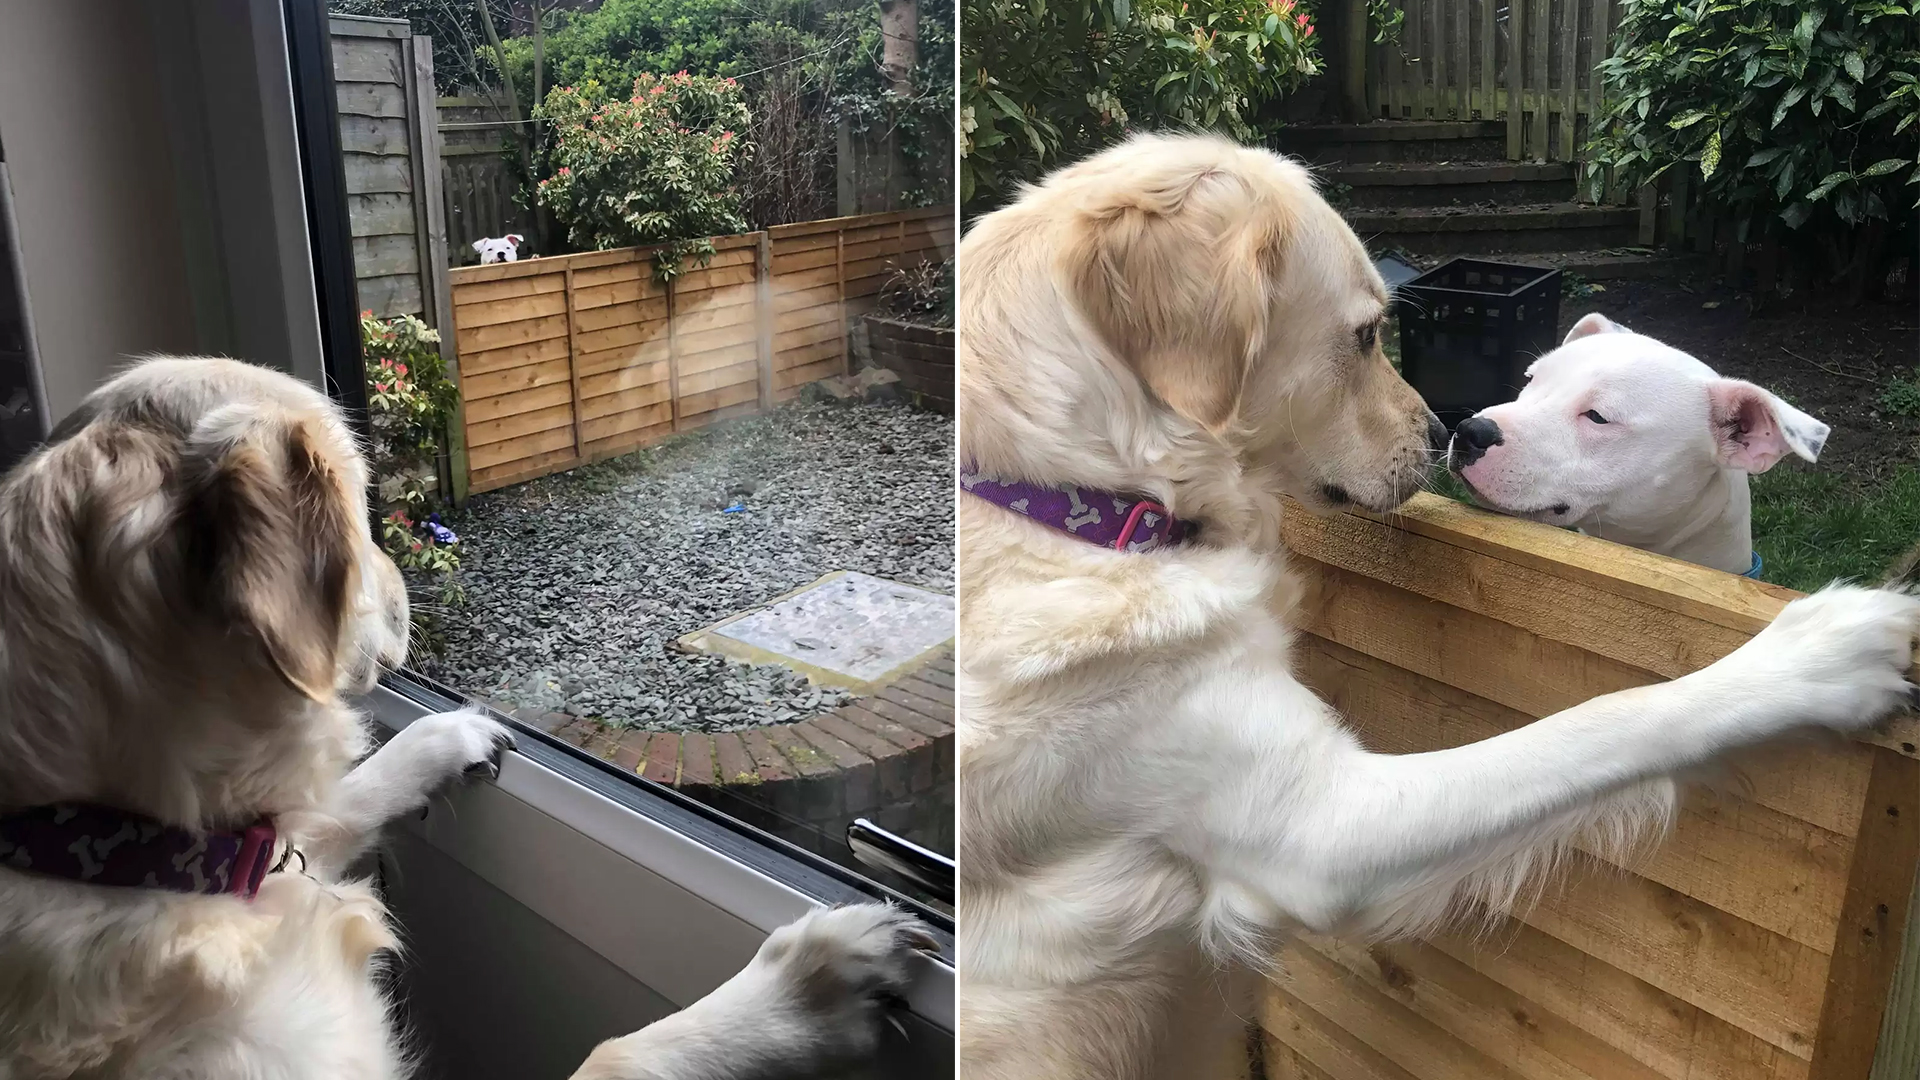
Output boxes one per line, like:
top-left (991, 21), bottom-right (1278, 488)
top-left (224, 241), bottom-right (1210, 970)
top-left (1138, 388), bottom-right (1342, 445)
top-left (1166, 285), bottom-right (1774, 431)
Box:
top-left (1452, 416), bottom-right (1502, 467)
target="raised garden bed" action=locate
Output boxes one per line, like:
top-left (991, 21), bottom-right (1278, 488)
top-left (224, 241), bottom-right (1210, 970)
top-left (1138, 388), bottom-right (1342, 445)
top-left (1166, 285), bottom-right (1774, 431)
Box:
top-left (859, 315), bottom-right (954, 414)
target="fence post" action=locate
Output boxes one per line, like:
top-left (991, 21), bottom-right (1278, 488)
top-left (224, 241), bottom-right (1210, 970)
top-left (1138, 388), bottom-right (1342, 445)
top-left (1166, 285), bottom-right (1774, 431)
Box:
top-left (1343, 0), bottom-right (1369, 121)
top-left (563, 263), bottom-right (585, 462)
top-left (836, 228), bottom-right (849, 378)
top-left (667, 270), bottom-right (681, 432)
top-left (1506, 0), bottom-right (1525, 158)
top-left (1636, 182), bottom-right (1658, 246)
top-left (1530, 0), bottom-right (1549, 160)
top-left (408, 35), bottom-right (468, 505)
top-left (1479, 0), bottom-right (1494, 120)
top-left (756, 231), bottom-right (773, 412)
top-left (1557, 0), bottom-right (1578, 161)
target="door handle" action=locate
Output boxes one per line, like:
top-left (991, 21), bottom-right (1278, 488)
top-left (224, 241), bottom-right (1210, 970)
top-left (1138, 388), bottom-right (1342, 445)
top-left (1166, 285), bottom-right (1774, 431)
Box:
top-left (847, 819), bottom-right (954, 904)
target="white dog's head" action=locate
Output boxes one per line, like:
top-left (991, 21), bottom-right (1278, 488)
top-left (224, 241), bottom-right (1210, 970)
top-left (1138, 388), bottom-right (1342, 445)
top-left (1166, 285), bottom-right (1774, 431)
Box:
top-left (1452, 313), bottom-right (1828, 533)
top-left (0, 358), bottom-right (409, 828)
top-left (473, 234), bottom-right (524, 263)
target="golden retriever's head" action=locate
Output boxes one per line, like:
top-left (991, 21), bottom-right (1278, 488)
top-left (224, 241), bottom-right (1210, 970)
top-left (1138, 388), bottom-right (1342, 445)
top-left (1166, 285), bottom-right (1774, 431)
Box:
top-left (0, 358), bottom-right (407, 827)
top-left (960, 133), bottom-right (1442, 542)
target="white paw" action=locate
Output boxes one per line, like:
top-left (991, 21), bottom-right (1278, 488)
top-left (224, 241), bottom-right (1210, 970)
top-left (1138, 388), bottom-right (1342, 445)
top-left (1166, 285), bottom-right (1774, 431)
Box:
top-left (749, 904), bottom-right (937, 1059)
top-left (390, 709), bottom-right (516, 788)
top-left (1723, 584), bottom-right (1920, 734)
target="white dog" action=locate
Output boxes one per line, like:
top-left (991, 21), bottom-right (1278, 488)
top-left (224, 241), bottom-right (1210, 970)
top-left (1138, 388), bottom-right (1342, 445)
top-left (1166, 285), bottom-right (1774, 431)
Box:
top-left (1451, 312), bottom-right (1828, 575)
top-left (0, 357), bottom-right (931, 1079)
top-left (956, 133), bottom-right (1920, 1080)
top-left (473, 234), bottom-right (526, 263)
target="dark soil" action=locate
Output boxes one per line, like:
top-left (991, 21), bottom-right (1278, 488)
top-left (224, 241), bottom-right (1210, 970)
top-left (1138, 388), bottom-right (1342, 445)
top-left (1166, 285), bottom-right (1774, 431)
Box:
top-left (1555, 280), bottom-right (1920, 491)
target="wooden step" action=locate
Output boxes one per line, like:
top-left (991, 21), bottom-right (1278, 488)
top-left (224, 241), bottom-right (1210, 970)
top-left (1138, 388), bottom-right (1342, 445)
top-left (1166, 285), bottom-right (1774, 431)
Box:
top-left (1345, 203), bottom-right (1639, 255)
top-left (1277, 120), bottom-right (1508, 164)
top-left (1319, 161), bottom-right (1576, 208)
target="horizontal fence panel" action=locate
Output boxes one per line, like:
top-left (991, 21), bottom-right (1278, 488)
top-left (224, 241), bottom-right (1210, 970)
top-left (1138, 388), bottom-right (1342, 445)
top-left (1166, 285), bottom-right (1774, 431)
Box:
top-left (464, 381), bottom-right (572, 425)
top-left (461, 337), bottom-right (570, 378)
top-left (461, 356), bottom-right (571, 400)
top-left (450, 208), bottom-right (951, 491)
top-left (465, 402), bottom-right (574, 450)
top-left (1261, 492), bottom-right (1916, 1080)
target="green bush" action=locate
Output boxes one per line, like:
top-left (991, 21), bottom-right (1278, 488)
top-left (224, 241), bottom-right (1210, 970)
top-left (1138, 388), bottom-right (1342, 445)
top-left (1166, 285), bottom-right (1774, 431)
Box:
top-left (534, 74), bottom-right (751, 277)
top-left (360, 312), bottom-right (464, 637)
top-left (492, 0), bottom-right (955, 227)
top-left (1587, 0), bottom-right (1918, 283)
top-left (961, 0), bottom-right (1322, 215)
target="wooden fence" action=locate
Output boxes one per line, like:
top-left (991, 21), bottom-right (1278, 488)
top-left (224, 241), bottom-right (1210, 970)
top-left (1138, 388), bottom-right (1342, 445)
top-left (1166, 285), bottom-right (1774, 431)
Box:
top-left (436, 95), bottom-right (527, 260)
top-left (1368, 0), bottom-right (1620, 162)
top-left (449, 207), bottom-right (953, 493)
top-left (329, 17), bottom-right (453, 323)
top-left (1262, 493), bottom-right (1920, 1080)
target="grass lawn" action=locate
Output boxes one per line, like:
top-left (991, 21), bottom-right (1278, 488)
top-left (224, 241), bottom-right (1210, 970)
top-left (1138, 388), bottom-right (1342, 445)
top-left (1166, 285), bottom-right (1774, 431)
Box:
top-left (1751, 466), bottom-right (1920, 592)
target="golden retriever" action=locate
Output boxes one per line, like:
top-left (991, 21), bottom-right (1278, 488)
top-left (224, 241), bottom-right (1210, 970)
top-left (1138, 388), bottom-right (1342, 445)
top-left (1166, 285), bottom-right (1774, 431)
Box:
top-left (0, 357), bottom-right (929, 1079)
top-left (955, 132), bottom-right (1920, 1079)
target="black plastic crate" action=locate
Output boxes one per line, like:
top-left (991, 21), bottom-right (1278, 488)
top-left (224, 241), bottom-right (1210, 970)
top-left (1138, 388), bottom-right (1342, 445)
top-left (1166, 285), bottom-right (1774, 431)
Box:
top-left (1393, 258), bottom-right (1562, 425)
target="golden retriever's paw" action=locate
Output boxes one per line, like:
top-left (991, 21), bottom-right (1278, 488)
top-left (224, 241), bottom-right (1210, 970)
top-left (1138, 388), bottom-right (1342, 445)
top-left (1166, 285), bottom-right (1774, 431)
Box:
top-left (392, 709), bottom-right (516, 787)
top-left (750, 904), bottom-right (937, 1060)
top-left (1726, 584), bottom-right (1920, 734)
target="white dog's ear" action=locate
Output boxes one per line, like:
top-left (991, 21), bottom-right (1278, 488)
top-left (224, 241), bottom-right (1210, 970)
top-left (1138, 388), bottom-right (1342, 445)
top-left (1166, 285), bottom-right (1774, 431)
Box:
top-left (508, 234), bottom-right (524, 245)
top-left (471, 239), bottom-right (487, 253)
top-left (1706, 379), bottom-right (1828, 472)
top-left (1063, 168), bottom-right (1284, 430)
top-left (1563, 312), bottom-right (1626, 345)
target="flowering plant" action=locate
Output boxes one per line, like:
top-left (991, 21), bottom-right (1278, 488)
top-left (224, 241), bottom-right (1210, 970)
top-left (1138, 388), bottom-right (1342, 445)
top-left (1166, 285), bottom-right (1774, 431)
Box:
top-left (360, 312), bottom-right (462, 586)
top-left (534, 73), bottom-right (751, 280)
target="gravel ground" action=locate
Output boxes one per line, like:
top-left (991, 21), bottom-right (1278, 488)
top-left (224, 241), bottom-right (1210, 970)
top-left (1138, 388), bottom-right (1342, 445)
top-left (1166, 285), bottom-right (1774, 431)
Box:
top-left (418, 399), bottom-right (952, 731)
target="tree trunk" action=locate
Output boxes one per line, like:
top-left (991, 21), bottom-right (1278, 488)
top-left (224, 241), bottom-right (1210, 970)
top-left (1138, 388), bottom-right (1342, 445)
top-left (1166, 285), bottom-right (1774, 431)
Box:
top-left (473, 0), bottom-right (547, 250)
top-left (879, 0), bottom-right (918, 97)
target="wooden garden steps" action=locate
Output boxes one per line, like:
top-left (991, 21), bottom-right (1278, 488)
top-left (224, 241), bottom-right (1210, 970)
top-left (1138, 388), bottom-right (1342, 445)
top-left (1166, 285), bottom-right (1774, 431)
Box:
top-left (1320, 162), bottom-right (1576, 209)
top-left (1281, 120), bottom-right (1508, 164)
top-left (1344, 202), bottom-right (1639, 255)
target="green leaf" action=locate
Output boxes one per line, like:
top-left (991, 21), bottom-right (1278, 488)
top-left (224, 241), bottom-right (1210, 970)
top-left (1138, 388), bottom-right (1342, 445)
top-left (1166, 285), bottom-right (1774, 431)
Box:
top-left (1779, 200), bottom-right (1812, 228)
top-left (1698, 129), bottom-right (1722, 177)
top-left (985, 89), bottom-right (1029, 125)
top-left (1844, 51), bottom-right (1865, 83)
top-left (1862, 158), bottom-right (1908, 177)
top-left (1746, 146), bottom-right (1788, 167)
top-left (1792, 8), bottom-right (1823, 50)
top-left (1153, 70), bottom-right (1188, 91)
top-left (1668, 109), bottom-right (1711, 129)
top-left (1806, 170), bottom-right (1850, 201)
top-left (1112, 0), bottom-right (1129, 24)
top-left (1771, 84), bottom-right (1806, 126)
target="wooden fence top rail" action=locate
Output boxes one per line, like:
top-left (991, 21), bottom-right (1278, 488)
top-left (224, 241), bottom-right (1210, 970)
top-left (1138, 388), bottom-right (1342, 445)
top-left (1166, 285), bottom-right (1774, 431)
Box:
top-left (1285, 492), bottom-right (1920, 758)
top-left (767, 206), bottom-right (950, 238)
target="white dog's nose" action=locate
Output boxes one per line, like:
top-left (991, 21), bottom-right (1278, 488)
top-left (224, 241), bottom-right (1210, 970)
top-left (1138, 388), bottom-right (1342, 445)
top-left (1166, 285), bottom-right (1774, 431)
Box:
top-left (1453, 416), bottom-right (1503, 467)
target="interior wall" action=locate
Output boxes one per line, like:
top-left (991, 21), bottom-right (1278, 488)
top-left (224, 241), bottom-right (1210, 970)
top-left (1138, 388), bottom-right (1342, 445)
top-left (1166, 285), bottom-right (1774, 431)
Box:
top-left (0, 1), bottom-right (199, 419)
top-left (0, 0), bottom-right (326, 420)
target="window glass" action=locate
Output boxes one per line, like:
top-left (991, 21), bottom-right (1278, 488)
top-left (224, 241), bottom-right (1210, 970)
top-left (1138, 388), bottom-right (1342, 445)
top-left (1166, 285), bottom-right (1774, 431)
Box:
top-left (328, 2), bottom-right (957, 907)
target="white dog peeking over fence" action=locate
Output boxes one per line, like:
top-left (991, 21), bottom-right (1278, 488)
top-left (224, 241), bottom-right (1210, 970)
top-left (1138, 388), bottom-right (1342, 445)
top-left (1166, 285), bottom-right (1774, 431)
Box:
top-left (473, 234), bottom-right (526, 263)
top-left (1451, 312), bottom-right (1829, 577)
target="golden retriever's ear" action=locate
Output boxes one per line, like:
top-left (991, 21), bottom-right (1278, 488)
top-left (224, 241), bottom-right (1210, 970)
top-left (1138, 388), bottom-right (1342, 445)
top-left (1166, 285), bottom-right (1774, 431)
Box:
top-left (1063, 171), bottom-right (1283, 430)
top-left (180, 406), bottom-right (357, 701)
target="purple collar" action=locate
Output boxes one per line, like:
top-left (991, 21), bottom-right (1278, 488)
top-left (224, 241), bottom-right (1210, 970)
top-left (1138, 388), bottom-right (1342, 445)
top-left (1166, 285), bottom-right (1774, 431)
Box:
top-left (0, 803), bottom-right (280, 900)
top-left (960, 463), bottom-right (1194, 552)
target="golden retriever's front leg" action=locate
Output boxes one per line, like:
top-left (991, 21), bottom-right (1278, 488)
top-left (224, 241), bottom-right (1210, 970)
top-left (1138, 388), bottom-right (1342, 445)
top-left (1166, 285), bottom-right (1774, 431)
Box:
top-left (283, 710), bottom-right (513, 878)
top-left (570, 905), bottom-right (936, 1080)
